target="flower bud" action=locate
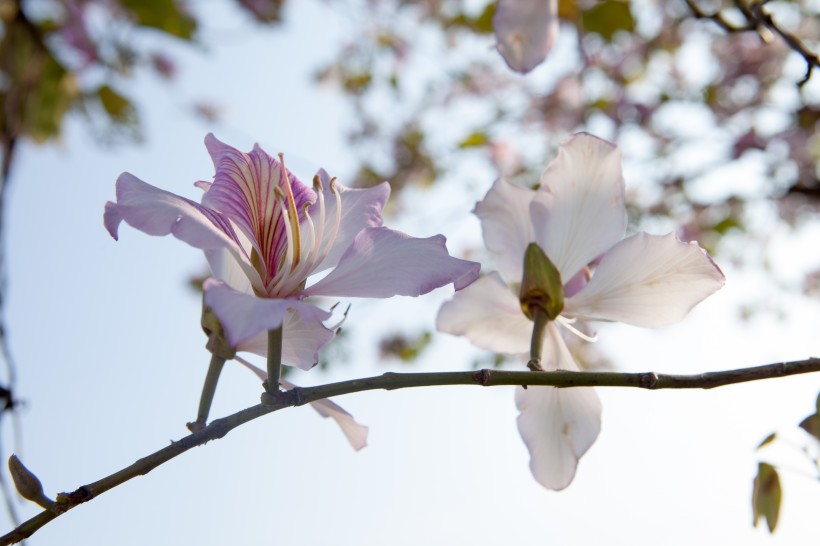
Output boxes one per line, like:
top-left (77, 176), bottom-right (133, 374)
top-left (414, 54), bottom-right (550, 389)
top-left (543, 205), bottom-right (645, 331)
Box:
top-left (8, 454), bottom-right (53, 509)
top-left (519, 243), bottom-right (564, 321)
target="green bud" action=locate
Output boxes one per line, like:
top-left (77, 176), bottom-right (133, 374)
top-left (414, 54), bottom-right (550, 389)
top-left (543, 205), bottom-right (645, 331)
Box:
top-left (201, 301), bottom-right (236, 360)
top-left (519, 243), bottom-right (564, 321)
top-left (8, 455), bottom-right (53, 509)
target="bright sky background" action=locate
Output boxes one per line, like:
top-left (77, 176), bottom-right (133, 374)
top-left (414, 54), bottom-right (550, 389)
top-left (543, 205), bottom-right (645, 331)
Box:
top-left (3, 2), bottom-right (820, 545)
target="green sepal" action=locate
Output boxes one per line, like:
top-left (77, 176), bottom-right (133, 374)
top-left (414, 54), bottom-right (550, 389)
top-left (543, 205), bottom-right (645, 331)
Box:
top-left (201, 302), bottom-right (236, 360)
top-left (519, 243), bottom-right (564, 321)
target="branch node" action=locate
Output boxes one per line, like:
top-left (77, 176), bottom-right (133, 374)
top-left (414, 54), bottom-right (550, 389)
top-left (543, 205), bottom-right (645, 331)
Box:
top-left (639, 372), bottom-right (660, 389)
top-left (473, 369), bottom-right (492, 386)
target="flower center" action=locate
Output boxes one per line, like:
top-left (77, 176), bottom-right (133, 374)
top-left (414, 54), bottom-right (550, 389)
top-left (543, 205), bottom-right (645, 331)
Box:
top-left (262, 157), bottom-right (341, 297)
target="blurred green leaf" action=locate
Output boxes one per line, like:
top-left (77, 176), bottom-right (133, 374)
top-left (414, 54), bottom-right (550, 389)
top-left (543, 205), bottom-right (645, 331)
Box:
top-left (447, 3), bottom-right (495, 34)
top-left (752, 462), bottom-right (781, 533)
top-left (379, 331), bottom-right (432, 362)
top-left (581, 1), bottom-right (635, 41)
top-left (0, 19), bottom-right (78, 143)
top-left (121, 0), bottom-right (197, 40)
top-left (756, 433), bottom-right (777, 449)
top-left (98, 85), bottom-right (137, 126)
top-left (799, 413), bottom-right (820, 441)
top-left (458, 131), bottom-right (489, 149)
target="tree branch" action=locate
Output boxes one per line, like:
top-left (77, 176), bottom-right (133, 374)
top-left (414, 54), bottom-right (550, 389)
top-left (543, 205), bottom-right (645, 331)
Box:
top-left (2, 357), bottom-right (819, 544)
top-left (684, 0), bottom-right (819, 86)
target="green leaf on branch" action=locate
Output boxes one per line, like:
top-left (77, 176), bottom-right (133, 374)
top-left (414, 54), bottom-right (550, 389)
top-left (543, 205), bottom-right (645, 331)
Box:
top-left (580, 1), bottom-right (635, 41)
top-left (752, 462), bottom-right (781, 533)
top-left (120, 0), bottom-right (197, 40)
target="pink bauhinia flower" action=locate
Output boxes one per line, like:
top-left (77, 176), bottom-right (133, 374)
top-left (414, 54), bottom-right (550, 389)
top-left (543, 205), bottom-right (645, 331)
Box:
top-left (493, 0), bottom-right (559, 74)
top-left (437, 133), bottom-right (725, 490)
top-left (105, 134), bottom-right (480, 370)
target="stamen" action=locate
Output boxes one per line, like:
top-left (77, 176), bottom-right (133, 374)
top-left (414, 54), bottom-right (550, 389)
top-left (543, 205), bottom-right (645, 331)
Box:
top-left (268, 188), bottom-right (295, 294)
top-left (279, 203), bottom-right (318, 295)
top-left (317, 177), bottom-right (342, 262)
top-left (557, 316), bottom-right (598, 342)
top-left (278, 153), bottom-right (301, 265)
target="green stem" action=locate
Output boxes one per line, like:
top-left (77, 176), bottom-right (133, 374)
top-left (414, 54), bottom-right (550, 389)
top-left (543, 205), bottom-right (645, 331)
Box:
top-left (2, 357), bottom-right (819, 545)
top-left (528, 309), bottom-right (549, 371)
top-left (266, 326), bottom-right (283, 393)
top-left (188, 354), bottom-right (226, 432)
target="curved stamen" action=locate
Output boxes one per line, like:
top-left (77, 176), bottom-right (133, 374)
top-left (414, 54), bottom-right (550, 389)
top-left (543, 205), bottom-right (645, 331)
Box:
top-left (311, 177), bottom-right (342, 268)
top-left (278, 153), bottom-right (301, 266)
top-left (557, 315), bottom-right (598, 342)
top-left (268, 188), bottom-right (295, 294)
top-left (280, 202), bottom-right (318, 295)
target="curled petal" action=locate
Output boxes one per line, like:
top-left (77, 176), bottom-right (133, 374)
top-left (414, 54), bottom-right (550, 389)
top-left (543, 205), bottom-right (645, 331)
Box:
top-left (473, 178), bottom-right (536, 283)
top-left (307, 170), bottom-right (389, 274)
top-left (203, 280), bottom-right (332, 358)
top-left (530, 133), bottom-right (627, 282)
top-left (302, 227), bottom-right (480, 298)
top-left (494, 0), bottom-right (559, 74)
top-left (237, 308), bottom-right (335, 371)
top-left (436, 272), bottom-right (532, 354)
top-left (515, 383), bottom-right (602, 490)
top-left (234, 359), bottom-right (368, 450)
top-left (105, 173), bottom-right (264, 291)
top-left (564, 233), bottom-right (725, 327)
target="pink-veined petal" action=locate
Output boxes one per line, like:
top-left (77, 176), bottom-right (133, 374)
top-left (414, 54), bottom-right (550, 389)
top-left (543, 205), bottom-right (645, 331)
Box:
top-left (234, 358), bottom-right (368, 450)
top-left (494, 0), bottom-right (559, 74)
top-left (203, 279), bottom-right (332, 352)
top-left (302, 227), bottom-right (480, 298)
top-left (307, 170), bottom-right (389, 274)
top-left (564, 232), bottom-right (725, 327)
top-left (515, 383), bottom-right (602, 490)
top-left (202, 134), bottom-right (316, 282)
top-left (238, 308), bottom-right (334, 370)
top-left (473, 178), bottom-right (536, 283)
top-left (530, 133), bottom-right (627, 282)
top-left (436, 272), bottom-right (532, 354)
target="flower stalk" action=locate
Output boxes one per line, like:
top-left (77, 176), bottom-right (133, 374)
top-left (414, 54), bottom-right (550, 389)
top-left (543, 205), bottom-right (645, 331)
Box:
top-left (188, 354), bottom-right (227, 432)
top-left (266, 326), bottom-right (283, 393)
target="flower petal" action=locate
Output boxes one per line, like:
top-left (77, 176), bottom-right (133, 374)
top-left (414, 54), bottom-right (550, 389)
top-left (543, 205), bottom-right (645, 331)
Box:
top-left (473, 178), bottom-right (536, 283)
top-left (494, 0), bottom-right (559, 74)
top-left (105, 173), bottom-right (264, 291)
top-left (564, 232), bottom-right (725, 327)
top-left (302, 227), bottom-right (480, 298)
top-left (236, 308), bottom-right (334, 370)
top-left (202, 133), bottom-right (316, 282)
top-left (204, 280), bottom-right (332, 359)
top-left (234, 358), bottom-right (368, 450)
top-left (436, 272), bottom-right (532, 354)
top-left (530, 133), bottom-right (627, 282)
top-left (307, 170), bottom-right (389, 274)
top-left (515, 383), bottom-right (602, 490)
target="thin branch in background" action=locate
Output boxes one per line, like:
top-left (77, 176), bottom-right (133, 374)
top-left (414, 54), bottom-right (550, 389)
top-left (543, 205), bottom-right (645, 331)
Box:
top-left (0, 357), bottom-right (818, 545)
top-left (684, 0), bottom-right (819, 86)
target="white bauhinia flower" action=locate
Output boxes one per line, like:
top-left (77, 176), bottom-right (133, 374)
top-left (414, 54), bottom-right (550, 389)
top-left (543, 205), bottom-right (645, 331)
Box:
top-left (493, 0), bottom-right (559, 74)
top-left (437, 132), bottom-right (725, 490)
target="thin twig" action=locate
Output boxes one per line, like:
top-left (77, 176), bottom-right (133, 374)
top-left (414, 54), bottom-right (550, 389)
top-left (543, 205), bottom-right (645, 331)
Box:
top-left (0, 357), bottom-right (818, 544)
top-left (684, 0), bottom-right (819, 86)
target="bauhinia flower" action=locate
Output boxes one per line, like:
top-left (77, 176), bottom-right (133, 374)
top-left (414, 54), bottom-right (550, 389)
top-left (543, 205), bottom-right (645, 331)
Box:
top-left (104, 134), bottom-right (480, 369)
top-left (437, 133), bottom-right (725, 490)
top-left (493, 0), bottom-right (559, 74)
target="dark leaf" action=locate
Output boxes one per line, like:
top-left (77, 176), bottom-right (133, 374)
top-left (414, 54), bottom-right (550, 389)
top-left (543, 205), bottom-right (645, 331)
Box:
top-left (752, 462), bottom-right (781, 533)
top-left (120, 0), bottom-right (197, 40)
